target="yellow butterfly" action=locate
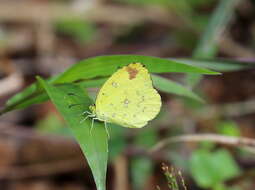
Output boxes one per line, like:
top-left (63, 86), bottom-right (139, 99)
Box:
top-left (84, 63), bottom-right (161, 132)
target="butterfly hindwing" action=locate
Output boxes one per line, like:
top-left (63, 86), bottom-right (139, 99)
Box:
top-left (95, 63), bottom-right (161, 128)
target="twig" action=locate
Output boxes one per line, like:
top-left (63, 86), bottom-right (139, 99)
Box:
top-left (0, 72), bottom-right (23, 97)
top-left (149, 134), bottom-right (255, 154)
top-left (113, 155), bottom-right (129, 190)
top-left (0, 2), bottom-right (181, 27)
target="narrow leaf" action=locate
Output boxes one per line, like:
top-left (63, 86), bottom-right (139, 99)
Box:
top-left (193, 0), bottom-right (239, 58)
top-left (152, 75), bottom-right (203, 102)
top-left (172, 58), bottom-right (253, 72)
top-left (37, 77), bottom-right (108, 190)
top-left (0, 78), bottom-right (107, 115)
top-left (1, 54), bottom-right (217, 115)
top-left (186, 0), bottom-right (239, 87)
top-left (56, 55), bottom-right (219, 83)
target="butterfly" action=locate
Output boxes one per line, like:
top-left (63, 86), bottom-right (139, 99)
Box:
top-left (83, 63), bottom-right (161, 133)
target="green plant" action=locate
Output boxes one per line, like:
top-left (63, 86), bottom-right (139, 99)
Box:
top-left (0, 55), bottom-right (219, 190)
top-left (55, 17), bottom-right (97, 43)
top-left (190, 149), bottom-right (241, 190)
top-left (157, 163), bottom-right (187, 190)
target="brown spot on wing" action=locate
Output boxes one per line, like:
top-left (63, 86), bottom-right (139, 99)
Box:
top-left (126, 66), bottom-right (138, 80)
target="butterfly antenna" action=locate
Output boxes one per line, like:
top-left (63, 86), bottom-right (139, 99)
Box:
top-left (104, 121), bottom-right (110, 139)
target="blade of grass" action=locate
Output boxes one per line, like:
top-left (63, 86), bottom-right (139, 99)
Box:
top-left (5, 56), bottom-right (248, 113)
top-left (37, 77), bottom-right (108, 190)
top-left (1, 74), bottom-right (204, 114)
top-left (172, 58), bottom-right (253, 72)
top-left (0, 78), bottom-right (107, 114)
top-left (152, 75), bottom-right (203, 102)
top-left (186, 0), bottom-right (239, 87)
top-left (1, 55), bottom-right (218, 115)
top-left (56, 54), bottom-right (219, 83)
top-left (193, 0), bottom-right (238, 58)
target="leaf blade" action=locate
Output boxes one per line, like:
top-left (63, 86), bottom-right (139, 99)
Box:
top-left (152, 75), bottom-right (203, 102)
top-left (56, 55), bottom-right (219, 83)
top-left (172, 58), bottom-right (253, 72)
top-left (37, 77), bottom-right (108, 190)
top-left (1, 54), bottom-right (217, 114)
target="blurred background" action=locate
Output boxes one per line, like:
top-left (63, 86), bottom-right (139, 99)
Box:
top-left (0, 0), bottom-right (255, 190)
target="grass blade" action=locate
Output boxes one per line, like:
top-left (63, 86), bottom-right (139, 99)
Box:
top-left (55, 55), bottom-right (219, 83)
top-left (186, 0), bottom-right (239, 87)
top-left (37, 77), bottom-right (108, 190)
top-left (152, 75), bottom-right (203, 102)
top-left (172, 58), bottom-right (253, 72)
top-left (1, 54), bottom-right (218, 115)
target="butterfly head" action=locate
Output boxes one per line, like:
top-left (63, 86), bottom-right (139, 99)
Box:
top-left (89, 105), bottom-right (96, 115)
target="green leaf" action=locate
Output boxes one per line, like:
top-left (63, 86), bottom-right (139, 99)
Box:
top-left (37, 77), bottom-right (108, 190)
top-left (217, 120), bottom-right (241, 137)
top-left (79, 78), bottom-right (108, 88)
top-left (1, 78), bottom-right (107, 114)
top-left (212, 150), bottom-right (241, 181)
top-left (152, 75), bottom-right (203, 102)
top-left (55, 17), bottom-right (97, 43)
top-left (4, 82), bottom-right (46, 110)
top-left (173, 58), bottom-right (253, 72)
top-left (186, 0), bottom-right (239, 87)
top-left (56, 55), bottom-right (219, 83)
top-left (193, 0), bottom-right (238, 58)
top-left (190, 149), bottom-right (218, 188)
top-left (213, 183), bottom-right (229, 190)
top-left (190, 149), bottom-right (241, 188)
top-left (1, 55), bottom-right (218, 115)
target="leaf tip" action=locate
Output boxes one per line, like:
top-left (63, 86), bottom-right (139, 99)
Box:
top-left (209, 70), bottom-right (222, 75)
top-left (35, 75), bottom-right (43, 81)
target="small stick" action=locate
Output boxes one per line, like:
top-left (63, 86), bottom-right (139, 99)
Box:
top-left (149, 134), bottom-right (255, 154)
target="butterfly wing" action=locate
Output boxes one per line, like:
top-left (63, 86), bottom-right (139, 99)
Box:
top-left (95, 63), bottom-right (161, 128)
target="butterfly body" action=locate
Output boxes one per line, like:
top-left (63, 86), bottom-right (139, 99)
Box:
top-left (89, 63), bottom-right (161, 128)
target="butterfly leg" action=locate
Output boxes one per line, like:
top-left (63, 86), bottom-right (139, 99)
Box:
top-left (90, 118), bottom-right (95, 135)
top-left (80, 111), bottom-right (93, 116)
top-left (104, 120), bottom-right (110, 139)
top-left (80, 114), bottom-right (91, 123)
